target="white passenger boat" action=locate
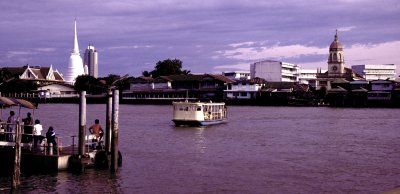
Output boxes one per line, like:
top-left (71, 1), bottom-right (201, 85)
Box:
top-left (172, 101), bottom-right (227, 126)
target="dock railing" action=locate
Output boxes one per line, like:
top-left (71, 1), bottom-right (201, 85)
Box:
top-left (0, 122), bottom-right (102, 156)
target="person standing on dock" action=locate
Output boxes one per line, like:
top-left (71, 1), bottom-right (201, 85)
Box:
top-left (6, 111), bottom-right (17, 142)
top-left (33, 119), bottom-right (43, 150)
top-left (46, 126), bottom-right (57, 153)
top-left (88, 119), bottom-right (103, 148)
top-left (22, 112), bottom-right (33, 143)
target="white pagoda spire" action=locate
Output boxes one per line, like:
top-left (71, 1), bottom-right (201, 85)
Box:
top-left (65, 19), bottom-right (85, 84)
top-left (73, 19), bottom-right (80, 54)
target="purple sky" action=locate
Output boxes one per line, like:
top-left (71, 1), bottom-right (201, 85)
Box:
top-left (1, 0), bottom-right (399, 77)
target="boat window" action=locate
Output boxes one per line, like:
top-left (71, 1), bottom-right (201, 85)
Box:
top-left (185, 107), bottom-right (189, 111)
top-left (196, 106), bottom-right (202, 111)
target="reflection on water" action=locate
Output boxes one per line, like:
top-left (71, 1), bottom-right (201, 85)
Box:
top-left (0, 169), bottom-right (122, 193)
top-left (1, 104), bottom-right (400, 193)
top-left (194, 128), bottom-right (206, 154)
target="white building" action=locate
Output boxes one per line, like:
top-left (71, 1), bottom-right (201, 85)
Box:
top-left (38, 83), bottom-right (77, 98)
top-left (223, 71), bottom-right (250, 80)
top-left (299, 69), bottom-right (326, 87)
top-left (250, 60), bottom-right (299, 82)
top-left (351, 64), bottom-right (396, 81)
top-left (65, 19), bottom-right (86, 84)
top-left (224, 78), bottom-right (265, 99)
top-left (84, 44), bottom-right (99, 78)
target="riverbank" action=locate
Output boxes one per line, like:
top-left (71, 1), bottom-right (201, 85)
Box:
top-left (38, 97), bottom-right (400, 108)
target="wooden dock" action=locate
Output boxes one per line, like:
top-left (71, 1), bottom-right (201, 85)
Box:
top-left (0, 141), bottom-right (100, 175)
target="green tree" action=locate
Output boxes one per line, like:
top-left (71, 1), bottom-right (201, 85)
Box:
top-left (0, 68), bottom-right (13, 84)
top-left (142, 58), bottom-right (190, 77)
top-left (142, 71), bottom-right (151, 77)
top-left (0, 68), bottom-right (37, 92)
top-left (74, 75), bottom-right (104, 94)
top-left (103, 74), bottom-right (122, 86)
top-left (100, 74), bottom-right (133, 91)
top-left (0, 79), bottom-right (37, 93)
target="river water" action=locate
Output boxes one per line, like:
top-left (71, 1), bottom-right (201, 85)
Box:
top-left (1, 104), bottom-right (400, 193)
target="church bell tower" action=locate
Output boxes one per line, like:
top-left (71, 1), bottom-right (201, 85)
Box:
top-left (328, 30), bottom-right (345, 76)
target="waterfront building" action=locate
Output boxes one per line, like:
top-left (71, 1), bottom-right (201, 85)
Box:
top-left (351, 64), bottom-right (396, 81)
top-left (367, 80), bottom-right (395, 101)
top-left (129, 76), bottom-right (172, 91)
top-left (1, 65), bottom-right (64, 84)
top-left (224, 77), bottom-right (265, 99)
top-left (65, 19), bottom-right (85, 84)
top-left (37, 83), bottom-right (77, 98)
top-left (223, 71), bottom-right (250, 80)
top-left (123, 74), bottom-right (234, 101)
top-left (299, 69), bottom-right (326, 88)
top-left (250, 60), bottom-right (300, 82)
top-left (84, 44), bottom-right (99, 78)
top-left (316, 31), bottom-right (364, 90)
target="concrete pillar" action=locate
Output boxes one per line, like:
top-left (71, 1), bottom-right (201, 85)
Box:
top-left (79, 91), bottom-right (86, 156)
top-left (111, 89), bottom-right (119, 172)
top-left (106, 89), bottom-right (112, 168)
top-left (106, 89), bottom-right (112, 153)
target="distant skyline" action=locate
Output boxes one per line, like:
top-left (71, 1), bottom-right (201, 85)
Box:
top-left (0, 0), bottom-right (399, 77)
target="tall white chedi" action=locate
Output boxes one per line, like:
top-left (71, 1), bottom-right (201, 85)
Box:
top-left (65, 19), bottom-right (85, 84)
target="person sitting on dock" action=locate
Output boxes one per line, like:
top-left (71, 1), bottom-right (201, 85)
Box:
top-left (33, 119), bottom-right (44, 150)
top-left (89, 119), bottom-right (103, 149)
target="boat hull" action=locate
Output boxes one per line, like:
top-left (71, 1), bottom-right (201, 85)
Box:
top-left (172, 119), bottom-right (226, 127)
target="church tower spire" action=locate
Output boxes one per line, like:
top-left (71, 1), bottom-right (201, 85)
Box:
top-left (334, 29), bottom-right (339, 42)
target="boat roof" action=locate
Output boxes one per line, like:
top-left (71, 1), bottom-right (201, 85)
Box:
top-left (173, 101), bottom-right (225, 106)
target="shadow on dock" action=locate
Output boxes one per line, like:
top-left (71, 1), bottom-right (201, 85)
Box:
top-left (0, 143), bottom-right (118, 176)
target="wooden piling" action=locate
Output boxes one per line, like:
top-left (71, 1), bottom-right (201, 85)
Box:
top-left (106, 89), bottom-right (112, 168)
top-left (111, 89), bottom-right (119, 172)
top-left (79, 91), bottom-right (86, 156)
top-left (12, 123), bottom-right (22, 189)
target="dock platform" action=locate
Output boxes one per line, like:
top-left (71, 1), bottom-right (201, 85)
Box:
top-left (0, 140), bottom-right (101, 175)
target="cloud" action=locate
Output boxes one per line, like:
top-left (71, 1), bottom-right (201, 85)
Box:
top-left (229, 41), bottom-right (258, 48)
top-left (6, 51), bottom-right (33, 58)
top-left (0, 0), bottom-right (399, 76)
top-left (346, 41), bottom-right (400, 66)
top-left (338, 26), bottom-right (357, 32)
top-left (214, 63), bottom-right (250, 71)
top-left (215, 42), bottom-right (327, 61)
top-left (107, 45), bottom-right (154, 50)
top-left (34, 48), bottom-right (56, 52)
top-left (213, 40), bottom-right (400, 74)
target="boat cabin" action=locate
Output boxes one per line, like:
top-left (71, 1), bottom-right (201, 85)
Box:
top-left (172, 101), bottom-right (227, 126)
